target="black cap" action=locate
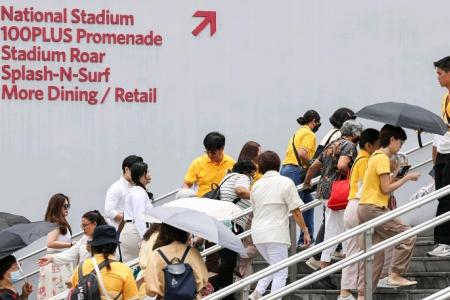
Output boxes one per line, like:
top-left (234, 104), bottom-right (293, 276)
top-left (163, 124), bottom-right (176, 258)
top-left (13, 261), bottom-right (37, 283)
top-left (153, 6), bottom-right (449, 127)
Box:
top-left (88, 225), bottom-right (120, 246)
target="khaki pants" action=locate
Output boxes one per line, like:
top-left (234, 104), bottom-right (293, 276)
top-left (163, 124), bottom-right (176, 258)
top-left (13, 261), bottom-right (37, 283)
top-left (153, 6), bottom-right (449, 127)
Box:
top-left (357, 204), bottom-right (416, 296)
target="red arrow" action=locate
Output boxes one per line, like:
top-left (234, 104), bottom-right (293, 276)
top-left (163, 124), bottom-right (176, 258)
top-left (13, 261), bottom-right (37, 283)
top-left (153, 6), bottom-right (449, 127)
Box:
top-left (192, 11), bottom-right (216, 37)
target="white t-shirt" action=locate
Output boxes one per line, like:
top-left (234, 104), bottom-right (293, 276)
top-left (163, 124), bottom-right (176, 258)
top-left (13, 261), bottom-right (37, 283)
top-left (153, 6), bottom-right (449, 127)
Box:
top-left (219, 173), bottom-right (252, 228)
top-left (433, 132), bottom-right (450, 154)
top-left (104, 177), bottom-right (130, 228)
top-left (251, 171), bottom-right (304, 245)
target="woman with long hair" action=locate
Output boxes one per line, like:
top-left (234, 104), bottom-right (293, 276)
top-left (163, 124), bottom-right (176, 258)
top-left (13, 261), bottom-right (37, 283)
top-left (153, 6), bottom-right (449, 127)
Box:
top-left (145, 223), bottom-right (209, 299)
top-left (37, 193), bottom-right (72, 300)
top-left (120, 162), bottom-right (153, 262)
top-left (37, 210), bottom-right (107, 269)
top-left (238, 141), bottom-right (262, 182)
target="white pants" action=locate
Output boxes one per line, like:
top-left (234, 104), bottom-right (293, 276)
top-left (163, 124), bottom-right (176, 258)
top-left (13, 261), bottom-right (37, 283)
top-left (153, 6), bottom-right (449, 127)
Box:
top-left (254, 243), bottom-right (288, 299)
top-left (119, 222), bottom-right (141, 263)
top-left (321, 205), bottom-right (346, 263)
top-left (341, 199), bottom-right (360, 290)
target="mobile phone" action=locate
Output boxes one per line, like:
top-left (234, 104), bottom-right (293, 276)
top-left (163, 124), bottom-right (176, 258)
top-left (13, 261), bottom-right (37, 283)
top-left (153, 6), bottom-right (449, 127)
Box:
top-left (396, 165), bottom-right (411, 178)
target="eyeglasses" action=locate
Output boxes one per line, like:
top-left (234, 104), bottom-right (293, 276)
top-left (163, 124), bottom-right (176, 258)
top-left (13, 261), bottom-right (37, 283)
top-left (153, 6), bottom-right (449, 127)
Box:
top-left (63, 204), bottom-right (71, 210)
top-left (80, 222), bottom-right (92, 229)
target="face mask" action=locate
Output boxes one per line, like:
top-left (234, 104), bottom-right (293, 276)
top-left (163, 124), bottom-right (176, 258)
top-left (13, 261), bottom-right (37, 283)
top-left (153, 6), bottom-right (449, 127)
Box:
top-left (312, 124), bottom-right (321, 133)
top-left (10, 270), bottom-right (22, 283)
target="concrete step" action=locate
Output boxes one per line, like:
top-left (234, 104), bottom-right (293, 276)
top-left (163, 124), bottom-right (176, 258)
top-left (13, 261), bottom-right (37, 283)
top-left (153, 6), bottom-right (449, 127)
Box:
top-left (289, 289), bottom-right (439, 300)
top-left (253, 257), bottom-right (450, 274)
top-left (295, 272), bottom-right (450, 290)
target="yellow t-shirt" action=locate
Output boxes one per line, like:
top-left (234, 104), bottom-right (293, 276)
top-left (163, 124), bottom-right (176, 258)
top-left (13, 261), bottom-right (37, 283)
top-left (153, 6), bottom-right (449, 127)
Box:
top-left (348, 149), bottom-right (370, 200)
top-left (442, 92), bottom-right (450, 124)
top-left (359, 150), bottom-right (391, 208)
top-left (184, 153), bottom-right (235, 196)
top-left (282, 126), bottom-right (317, 167)
top-left (71, 254), bottom-right (138, 300)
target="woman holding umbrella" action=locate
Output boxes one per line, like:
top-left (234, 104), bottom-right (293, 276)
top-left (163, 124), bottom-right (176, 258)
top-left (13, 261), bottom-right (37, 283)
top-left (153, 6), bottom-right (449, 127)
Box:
top-left (0, 255), bottom-right (32, 300)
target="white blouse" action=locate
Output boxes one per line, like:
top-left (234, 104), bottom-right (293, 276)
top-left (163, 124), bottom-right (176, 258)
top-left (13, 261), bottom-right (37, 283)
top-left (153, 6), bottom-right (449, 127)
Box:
top-left (52, 235), bottom-right (90, 266)
top-left (251, 171), bottom-right (304, 246)
top-left (123, 185), bottom-right (153, 238)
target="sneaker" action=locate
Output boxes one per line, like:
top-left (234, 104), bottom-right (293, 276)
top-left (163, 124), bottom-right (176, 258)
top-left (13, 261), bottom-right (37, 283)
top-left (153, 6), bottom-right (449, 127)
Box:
top-left (305, 257), bottom-right (321, 271)
top-left (337, 294), bottom-right (356, 300)
top-left (377, 277), bottom-right (398, 288)
top-left (249, 290), bottom-right (261, 300)
top-left (427, 244), bottom-right (450, 257)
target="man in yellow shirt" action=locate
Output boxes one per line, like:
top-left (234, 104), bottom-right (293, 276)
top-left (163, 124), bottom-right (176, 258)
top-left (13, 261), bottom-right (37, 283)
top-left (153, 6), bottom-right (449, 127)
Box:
top-left (183, 131), bottom-right (235, 197)
top-left (428, 56), bottom-right (450, 257)
top-left (71, 225), bottom-right (138, 300)
top-left (357, 125), bottom-right (420, 297)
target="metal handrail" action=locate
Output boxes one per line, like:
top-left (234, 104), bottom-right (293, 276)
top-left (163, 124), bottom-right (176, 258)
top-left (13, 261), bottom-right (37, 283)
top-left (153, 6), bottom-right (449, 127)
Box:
top-left (16, 188), bottom-right (180, 263)
top-left (263, 211), bottom-right (450, 300)
top-left (423, 286), bottom-right (450, 300)
top-left (45, 197), bottom-right (324, 300)
top-left (45, 154), bottom-right (434, 300)
top-left (17, 141), bottom-right (432, 264)
top-left (206, 167), bottom-right (446, 299)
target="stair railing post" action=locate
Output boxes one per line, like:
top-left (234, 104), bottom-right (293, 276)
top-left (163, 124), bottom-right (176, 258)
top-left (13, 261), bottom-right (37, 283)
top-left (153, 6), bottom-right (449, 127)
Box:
top-left (363, 228), bottom-right (374, 300)
top-left (239, 285), bottom-right (249, 300)
top-left (289, 216), bottom-right (297, 283)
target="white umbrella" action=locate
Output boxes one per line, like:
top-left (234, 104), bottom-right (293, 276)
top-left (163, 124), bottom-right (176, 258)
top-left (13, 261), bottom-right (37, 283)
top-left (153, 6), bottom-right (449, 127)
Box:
top-left (162, 197), bottom-right (242, 221)
top-left (144, 206), bottom-right (246, 256)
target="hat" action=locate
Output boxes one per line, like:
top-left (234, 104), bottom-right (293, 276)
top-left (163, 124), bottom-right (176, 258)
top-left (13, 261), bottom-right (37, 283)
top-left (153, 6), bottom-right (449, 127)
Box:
top-left (88, 225), bottom-right (120, 246)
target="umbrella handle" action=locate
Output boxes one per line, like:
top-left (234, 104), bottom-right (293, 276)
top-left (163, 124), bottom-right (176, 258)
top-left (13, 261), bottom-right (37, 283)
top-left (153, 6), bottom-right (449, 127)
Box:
top-left (417, 129), bottom-right (423, 148)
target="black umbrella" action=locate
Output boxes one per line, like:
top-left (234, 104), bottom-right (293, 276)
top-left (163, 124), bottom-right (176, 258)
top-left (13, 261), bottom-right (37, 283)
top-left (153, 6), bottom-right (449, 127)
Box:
top-left (355, 102), bottom-right (449, 147)
top-left (0, 212), bottom-right (30, 231)
top-left (0, 221), bottom-right (57, 259)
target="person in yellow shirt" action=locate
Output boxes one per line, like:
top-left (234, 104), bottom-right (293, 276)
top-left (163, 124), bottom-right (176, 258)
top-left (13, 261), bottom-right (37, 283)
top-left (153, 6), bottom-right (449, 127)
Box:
top-left (183, 131), bottom-right (235, 197)
top-left (357, 125), bottom-right (420, 298)
top-left (280, 110), bottom-right (321, 247)
top-left (339, 128), bottom-right (379, 300)
top-left (71, 225), bottom-right (139, 300)
top-left (428, 56), bottom-right (450, 257)
top-left (145, 223), bottom-right (209, 300)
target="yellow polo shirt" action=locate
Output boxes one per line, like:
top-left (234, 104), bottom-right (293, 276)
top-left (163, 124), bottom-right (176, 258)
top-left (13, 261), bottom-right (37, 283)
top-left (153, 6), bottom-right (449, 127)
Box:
top-left (184, 153), bottom-right (235, 196)
top-left (359, 150), bottom-right (391, 208)
top-left (71, 254), bottom-right (138, 300)
top-left (348, 149), bottom-right (369, 200)
top-left (282, 126), bottom-right (317, 167)
top-left (442, 92), bottom-right (450, 124)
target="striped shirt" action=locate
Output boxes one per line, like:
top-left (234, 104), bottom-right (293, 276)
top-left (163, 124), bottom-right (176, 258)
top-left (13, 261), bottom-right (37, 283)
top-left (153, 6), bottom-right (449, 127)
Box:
top-left (219, 173), bottom-right (252, 228)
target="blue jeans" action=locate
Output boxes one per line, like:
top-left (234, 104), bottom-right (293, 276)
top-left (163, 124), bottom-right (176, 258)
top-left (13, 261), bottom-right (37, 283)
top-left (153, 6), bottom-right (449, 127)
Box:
top-left (280, 164), bottom-right (314, 245)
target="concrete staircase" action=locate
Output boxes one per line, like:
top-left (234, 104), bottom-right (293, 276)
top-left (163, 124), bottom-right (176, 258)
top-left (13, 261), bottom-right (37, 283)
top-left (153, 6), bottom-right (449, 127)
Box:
top-left (252, 229), bottom-right (450, 299)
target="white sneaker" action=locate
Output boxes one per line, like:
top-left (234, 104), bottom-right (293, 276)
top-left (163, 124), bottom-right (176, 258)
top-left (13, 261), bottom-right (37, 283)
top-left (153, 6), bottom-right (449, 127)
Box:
top-left (305, 257), bottom-right (321, 271)
top-left (377, 277), bottom-right (398, 288)
top-left (249, 290), bottom-right (262, 300)
top-left (427, 244), bottom-right (450, 257)
top-left (337, 294), bottom-right (356, 300)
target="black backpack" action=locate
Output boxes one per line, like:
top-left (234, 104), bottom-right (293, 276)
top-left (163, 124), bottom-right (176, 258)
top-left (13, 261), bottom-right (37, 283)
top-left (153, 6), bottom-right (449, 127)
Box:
top-left (157, 247), bottom-right (197, 300)
top-left (69, 259), bottom-right (121, 300)
top-left (202, 173), bottom-right (234, 200)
